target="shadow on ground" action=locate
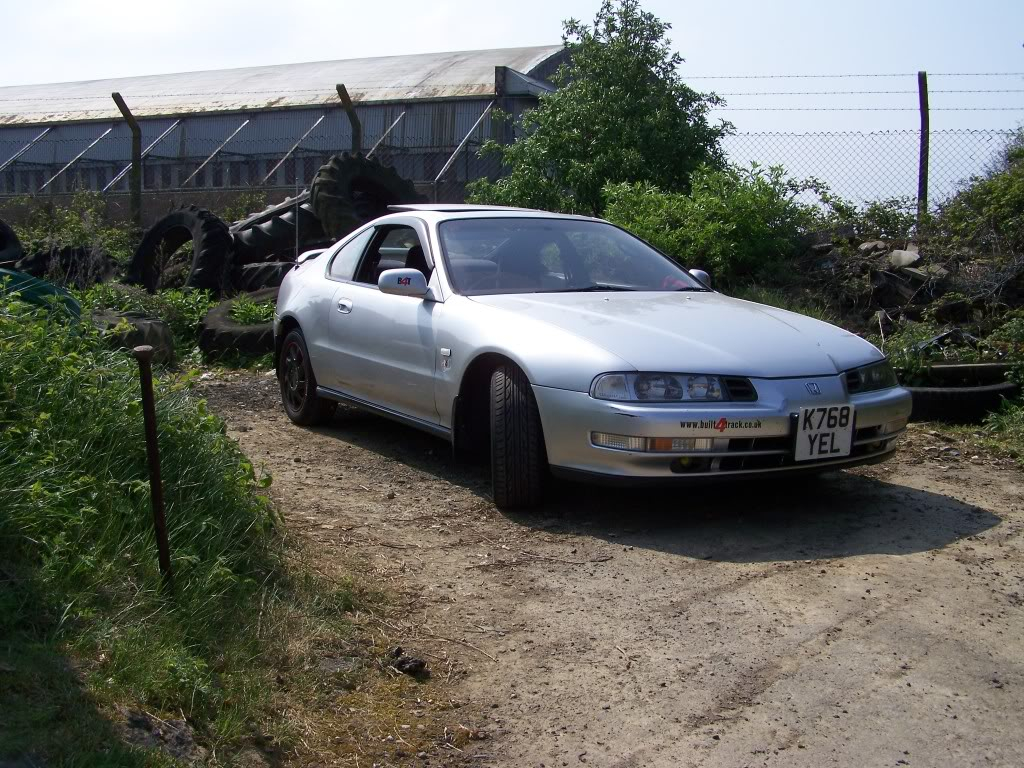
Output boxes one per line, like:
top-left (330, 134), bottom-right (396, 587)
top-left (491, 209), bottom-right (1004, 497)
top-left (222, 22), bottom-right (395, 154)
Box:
top-left (0, 567), bottom-right (158, 767)
top-left (311, 408), bottom-right (1003, 563)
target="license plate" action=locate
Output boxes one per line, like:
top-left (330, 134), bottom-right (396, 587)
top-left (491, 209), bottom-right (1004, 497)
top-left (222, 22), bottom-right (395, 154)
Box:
top-left (795, 405), bottom-right (854, 462)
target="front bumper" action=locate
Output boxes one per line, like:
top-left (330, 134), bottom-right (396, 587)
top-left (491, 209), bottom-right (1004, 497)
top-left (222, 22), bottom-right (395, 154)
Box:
top-left (532, 374), bottom-right (912, 482)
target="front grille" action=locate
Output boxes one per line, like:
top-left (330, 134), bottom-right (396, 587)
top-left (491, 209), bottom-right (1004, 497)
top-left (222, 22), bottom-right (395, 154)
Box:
top-left (723, 376), bottom-right (758, 402)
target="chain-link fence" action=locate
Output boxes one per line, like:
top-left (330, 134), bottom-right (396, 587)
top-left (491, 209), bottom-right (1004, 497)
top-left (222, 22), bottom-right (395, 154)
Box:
top-left (0, 107), bottom-right (1016, 218)
top-left (0, 99), bottom-right (511, 210)
top-left (721, 128), bottom-right (1016, 206)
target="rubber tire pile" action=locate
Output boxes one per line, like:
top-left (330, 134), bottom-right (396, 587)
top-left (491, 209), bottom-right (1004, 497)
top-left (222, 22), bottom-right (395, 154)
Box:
top-left (124, 152), bottom-right (424, 359)
top-left (127, 152), bottom-right (423, 298)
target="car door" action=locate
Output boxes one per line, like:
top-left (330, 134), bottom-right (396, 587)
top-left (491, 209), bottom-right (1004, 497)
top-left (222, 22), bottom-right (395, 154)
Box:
top-left (310, 226), bottom-right (376, 390)
top-left (326, 220), bottom-right (441, 425)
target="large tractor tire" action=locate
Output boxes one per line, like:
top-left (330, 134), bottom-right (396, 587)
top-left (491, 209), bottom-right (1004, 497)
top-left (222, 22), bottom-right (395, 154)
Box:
top-left (0, 218), bottom-right (23, 266)
top-left (311, 152), bottom-right (424, 240)
top-left (231, 262), bottom-right (295, 292)
top-left (126, 205), bottom-right (232, 293)
top-left (230, 195), bottom-right (325, 264)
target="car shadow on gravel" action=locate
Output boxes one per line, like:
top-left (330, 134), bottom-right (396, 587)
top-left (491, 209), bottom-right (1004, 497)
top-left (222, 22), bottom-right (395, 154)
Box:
top-left (526, 471), bottom-right (1002, 562)
top-left (313, 409), bottom-right (1001, 563)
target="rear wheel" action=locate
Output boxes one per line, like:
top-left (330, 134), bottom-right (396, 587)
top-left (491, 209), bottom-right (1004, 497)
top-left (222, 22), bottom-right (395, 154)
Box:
top-left (279, 329), bottom-right (336, 426)
top-left (489, 363), bottom-right (545, 509)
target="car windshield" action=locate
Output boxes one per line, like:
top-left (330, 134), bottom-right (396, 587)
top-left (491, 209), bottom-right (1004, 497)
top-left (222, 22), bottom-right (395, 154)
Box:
top-left (437, 217), bottom-right (708, 296)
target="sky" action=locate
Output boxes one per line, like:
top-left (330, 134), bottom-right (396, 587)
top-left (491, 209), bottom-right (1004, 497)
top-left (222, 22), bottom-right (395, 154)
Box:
top-left (1, 0), bottom-right (1021, 201)
top-left (1, 0), bottom-right (1021, 133)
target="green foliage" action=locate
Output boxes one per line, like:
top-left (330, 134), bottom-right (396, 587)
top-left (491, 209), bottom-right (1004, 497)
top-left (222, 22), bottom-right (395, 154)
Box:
top-left (10, 191), bottom-right (137, 264)
top-left (815, 193), bottom-right (918, 242)
top-left (467, 0), bottom-right (728, 215)
top-left (938, 129), bottom-right (1024, 254)
top-left (870, 320), bottom-right (949, 385)
top-left (78, 283), bottom-right (215, 351)
top-left (602, 164), bottom-right (818, 287)
top-left (215, 191), bottom-right (269, 224)
top-left (730, 284), bottom-right (839, 325)
top-left (230, 294), bottom-right (276, 326)
top-left (979, 400), bottom-right (1024, 460)
top-left (0, 296), bottom-right (356, 761)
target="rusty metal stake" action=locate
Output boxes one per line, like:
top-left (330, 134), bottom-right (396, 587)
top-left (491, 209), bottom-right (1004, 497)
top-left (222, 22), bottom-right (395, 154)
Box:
top-left (133, 345), bottom-right (173, 591)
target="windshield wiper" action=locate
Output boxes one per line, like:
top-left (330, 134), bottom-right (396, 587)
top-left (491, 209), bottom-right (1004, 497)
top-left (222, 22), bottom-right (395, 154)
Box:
top-left (548, 284), bottom-right (637, 293)
top-left (674, 286), bottom-right (711, 292)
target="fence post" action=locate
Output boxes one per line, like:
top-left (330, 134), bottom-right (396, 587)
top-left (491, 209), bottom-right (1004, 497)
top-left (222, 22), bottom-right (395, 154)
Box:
top-left (916, 71), bottom-right (930, 232)
top-left (132, 345), bottom-right (173, 592)
top-left (336, 84), bottom-right (362, 154)
top-left (112, 92), bottom-right (142, 230)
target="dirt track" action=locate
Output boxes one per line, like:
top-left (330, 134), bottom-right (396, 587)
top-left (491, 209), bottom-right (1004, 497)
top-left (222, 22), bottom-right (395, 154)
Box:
top-left (204, 372), bottom-right (1024, 768)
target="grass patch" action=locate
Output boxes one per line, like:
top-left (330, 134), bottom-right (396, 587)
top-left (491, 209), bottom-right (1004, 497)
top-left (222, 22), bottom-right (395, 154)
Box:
top-left (77, 283), bottom-right (216, 353)
top-left (0, 296), bottom-right (367, 764)
top-left (229, 294), bottom-right (276, 326)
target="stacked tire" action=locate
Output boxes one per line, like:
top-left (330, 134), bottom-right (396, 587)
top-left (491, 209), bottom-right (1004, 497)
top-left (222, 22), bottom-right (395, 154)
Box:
top-left (198, 287), bottom-right (278, 360)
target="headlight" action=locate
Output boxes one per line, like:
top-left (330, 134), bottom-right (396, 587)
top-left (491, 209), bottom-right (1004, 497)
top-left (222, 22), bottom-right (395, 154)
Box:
top-left (847, 360), bottom-right (898, 393)
top-left (591, 372), bottom-right (727, 402)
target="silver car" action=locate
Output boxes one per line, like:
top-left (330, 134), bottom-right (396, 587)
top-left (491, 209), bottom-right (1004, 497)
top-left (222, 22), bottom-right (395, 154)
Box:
top-left (274, 204), bottom-right (912, 509)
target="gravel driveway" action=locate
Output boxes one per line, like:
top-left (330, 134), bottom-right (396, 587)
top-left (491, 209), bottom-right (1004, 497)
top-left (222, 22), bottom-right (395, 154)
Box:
top-left (204, 372), bottom-right (1024, 768)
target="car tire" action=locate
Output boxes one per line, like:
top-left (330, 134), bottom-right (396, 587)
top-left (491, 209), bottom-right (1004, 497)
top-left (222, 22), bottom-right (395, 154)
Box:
top-left (278, 328), bottom-right (336, 426)
top-left (489, 363), bottom-right (545, 509)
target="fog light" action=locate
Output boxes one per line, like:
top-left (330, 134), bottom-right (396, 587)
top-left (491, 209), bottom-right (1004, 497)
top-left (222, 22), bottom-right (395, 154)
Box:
top-left (591, 433), bottom-right (716, 453)
top-left (591, 432), bottom-right (646, 451)
top-left (882, 417), bottom-right (908, 435)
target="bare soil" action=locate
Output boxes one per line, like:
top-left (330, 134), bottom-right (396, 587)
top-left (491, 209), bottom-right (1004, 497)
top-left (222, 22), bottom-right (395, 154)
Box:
top-left (203, 371), bottom-right (1024, 768)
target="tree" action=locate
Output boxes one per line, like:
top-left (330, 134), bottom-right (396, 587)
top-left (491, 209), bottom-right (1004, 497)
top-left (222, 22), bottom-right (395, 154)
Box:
top-left (467, 0), bottom-right (730, 215)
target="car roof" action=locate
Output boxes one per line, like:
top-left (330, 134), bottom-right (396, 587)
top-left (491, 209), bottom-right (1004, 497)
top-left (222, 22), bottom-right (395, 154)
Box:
top-left (380, 205), bottom-right (602, 224)
top-left (388, 204), bottom-right (539, 213)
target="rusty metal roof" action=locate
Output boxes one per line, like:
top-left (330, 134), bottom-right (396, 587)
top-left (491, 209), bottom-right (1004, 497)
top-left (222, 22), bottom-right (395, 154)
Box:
top-left (0, 45), bottom-right (565, 126)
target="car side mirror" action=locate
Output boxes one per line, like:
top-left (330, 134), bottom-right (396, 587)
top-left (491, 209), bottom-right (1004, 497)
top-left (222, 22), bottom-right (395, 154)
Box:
top-left (378, 268), bottom-right (428, 297)
top-left (689, 268), bottom-right (711, 288)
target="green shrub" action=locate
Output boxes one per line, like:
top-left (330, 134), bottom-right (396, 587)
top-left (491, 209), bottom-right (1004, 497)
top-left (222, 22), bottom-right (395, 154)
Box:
top-left (10, 191), bottom-right (136, 265)
top-left (78, 283), bottom-right (215, 351)
top-left (602, 164), bottom-right (818, 287)
top-left (0, 297), bottom-right (344, 761)
top-left (937, 130), bottom-right (1024, 254)
top-left (215, 191), bottom-right (268, 224)
top-left (980, 401), bottom-right (1024, 459)
top-left (730, 285), bottom-right (838, 324)
top-left (230, 294), bottom-right (276, 326)
top-left (465, 0), bottom-right (728, 214)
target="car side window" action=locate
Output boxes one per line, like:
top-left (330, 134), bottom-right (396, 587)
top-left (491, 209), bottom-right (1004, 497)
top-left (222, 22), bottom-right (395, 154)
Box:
top-left (354, 225), bottom-right (430, 285)
top-left (328, 228), bottom-right (375, 281)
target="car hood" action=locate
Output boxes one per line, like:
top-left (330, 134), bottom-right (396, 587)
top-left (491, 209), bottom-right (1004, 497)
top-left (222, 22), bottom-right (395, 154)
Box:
top-left (468, 291), bottom-right (882, 378)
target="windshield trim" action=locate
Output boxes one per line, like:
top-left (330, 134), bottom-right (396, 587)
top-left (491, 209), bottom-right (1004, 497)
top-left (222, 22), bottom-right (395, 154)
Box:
top-left (436, 216), bottom-right (706, 297)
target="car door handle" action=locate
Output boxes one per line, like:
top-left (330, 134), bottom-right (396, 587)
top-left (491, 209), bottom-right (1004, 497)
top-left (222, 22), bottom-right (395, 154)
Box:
top-left (337, 298), bottom-right (353, 314)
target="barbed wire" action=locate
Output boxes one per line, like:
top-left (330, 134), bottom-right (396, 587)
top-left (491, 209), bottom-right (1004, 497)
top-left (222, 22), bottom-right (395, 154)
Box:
top-left (712, 107), bottom-right (1024, 112)
top-left (685, 72), bottom-right (1024, 79)
top-left (716, 89), bottom-right (1024, 96)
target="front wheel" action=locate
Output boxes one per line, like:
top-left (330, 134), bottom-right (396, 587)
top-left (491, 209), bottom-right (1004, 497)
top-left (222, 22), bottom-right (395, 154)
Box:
top-left (279, 329), bottom-right (336, 426)
top-left (489, 364), bottom-right (545, 509)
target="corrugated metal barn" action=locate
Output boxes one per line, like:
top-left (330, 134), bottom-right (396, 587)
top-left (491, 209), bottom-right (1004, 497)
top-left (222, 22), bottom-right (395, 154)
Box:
top-left (0, 46), bottom-right (565, 203)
